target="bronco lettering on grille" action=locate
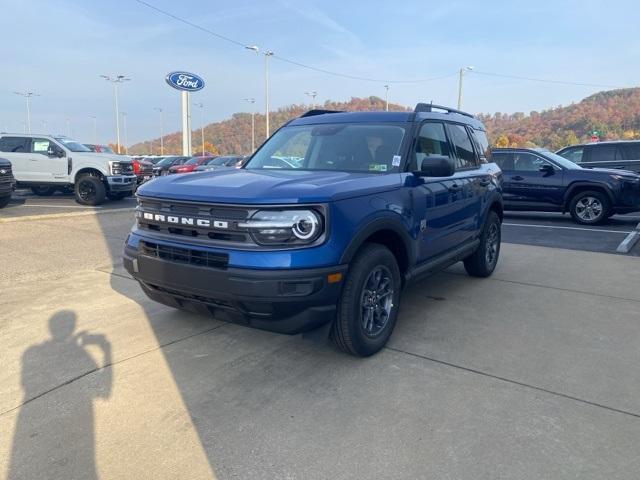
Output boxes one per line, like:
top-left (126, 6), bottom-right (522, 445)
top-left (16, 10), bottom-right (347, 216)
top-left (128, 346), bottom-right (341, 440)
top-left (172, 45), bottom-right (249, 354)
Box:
top-left (140, 211), bottom-right (229, 229)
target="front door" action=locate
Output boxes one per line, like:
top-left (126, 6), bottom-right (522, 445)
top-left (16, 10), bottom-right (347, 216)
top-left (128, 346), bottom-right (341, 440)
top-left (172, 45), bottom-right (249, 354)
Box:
top-left (501, 152), bottom-right (564, 210)
top-left (30, 138), bottom-right (68, 182)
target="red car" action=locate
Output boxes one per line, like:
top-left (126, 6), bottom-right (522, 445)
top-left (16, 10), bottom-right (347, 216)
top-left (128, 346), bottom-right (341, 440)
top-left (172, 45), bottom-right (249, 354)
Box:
top-left (168, 156), bottom-right (214, 174)
top-left (131, 158), bottom-right (154, 184)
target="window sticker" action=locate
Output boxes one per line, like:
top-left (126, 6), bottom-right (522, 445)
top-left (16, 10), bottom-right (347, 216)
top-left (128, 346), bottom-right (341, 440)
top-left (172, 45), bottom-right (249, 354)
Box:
top-left (392, 155), bottom-right (401, 167)
top-left (33, 140), bottom-right (49, 152)
top-left (369, 164), bottom-right (387, 172)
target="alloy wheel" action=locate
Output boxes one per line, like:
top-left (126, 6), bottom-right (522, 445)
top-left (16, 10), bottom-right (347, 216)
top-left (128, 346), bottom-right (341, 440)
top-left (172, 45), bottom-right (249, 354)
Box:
top-left (360, 266), bottom-right (395, 337)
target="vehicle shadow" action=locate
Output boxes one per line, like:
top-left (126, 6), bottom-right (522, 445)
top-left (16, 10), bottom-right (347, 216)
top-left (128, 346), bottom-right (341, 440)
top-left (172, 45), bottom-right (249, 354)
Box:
top-left (504, 211), bottom-right (640, 227)
top-left (7, 310), bottom-right (112, 480)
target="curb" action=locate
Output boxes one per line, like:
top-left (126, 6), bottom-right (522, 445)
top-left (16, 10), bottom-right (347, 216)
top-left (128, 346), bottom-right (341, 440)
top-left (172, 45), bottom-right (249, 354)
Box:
top-left (0, 208), bottom-right (133, 224)
top-left (616, 221), bottom-right (640, 253)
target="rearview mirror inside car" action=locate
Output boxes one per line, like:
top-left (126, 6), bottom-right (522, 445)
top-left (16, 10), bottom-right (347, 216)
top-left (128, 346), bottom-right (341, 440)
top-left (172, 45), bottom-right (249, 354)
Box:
top-left (414, 154), bottom-right (455, 177)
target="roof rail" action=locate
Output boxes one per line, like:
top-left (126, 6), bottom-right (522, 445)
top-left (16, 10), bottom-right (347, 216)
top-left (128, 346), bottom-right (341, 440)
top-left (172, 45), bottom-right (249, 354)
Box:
top-left (414, 103), bottom-right (474, 118)
top-left (300, 109), bottom-right (344, 118)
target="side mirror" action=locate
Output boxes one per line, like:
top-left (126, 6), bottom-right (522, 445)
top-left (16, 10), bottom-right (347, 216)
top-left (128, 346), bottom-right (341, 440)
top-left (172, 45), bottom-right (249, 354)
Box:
top-left (414, 154), bottom-right (455, 177)
top-left (539, 164), bottom-right (554, 175)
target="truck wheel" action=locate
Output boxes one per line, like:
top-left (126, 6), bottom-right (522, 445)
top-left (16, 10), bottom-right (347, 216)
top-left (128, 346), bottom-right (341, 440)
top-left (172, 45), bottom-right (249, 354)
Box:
top-left (106, 192), bottom-right (128, 201)
top-left (569, 191), bottom-right (610, 225)
top-left (0, 195), bottom-right (10, 208)
top-left (464, 210), bottom-right (501, 278)
top-left (75, 174), bottom-right (106, 206)
top-left (31, 186), bottom-right (56, 196)
top-left (331, 243), bottom-right (402, 357)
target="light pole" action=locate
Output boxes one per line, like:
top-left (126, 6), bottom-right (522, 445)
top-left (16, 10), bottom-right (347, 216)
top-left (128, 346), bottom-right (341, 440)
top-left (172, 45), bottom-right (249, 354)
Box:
top-left (304, 91), bottom-right (318, 109)
top-left (89, 115), bottom-right (97, 144)
top-left (457, 66), bottom-right (474, 110)
top-left (14, 91), bottom-right (40, 134)
top-left (383, 85), bottom-right (390, 111)
top-left (121, 112), bottom-right (128, 154)
top-left (193, 102), bottom-right (206, 155)
top-left (153, 107), bottom-right (164, 155)
top-left (245, 45), bottom-right (274, 138)
top-left (100, 74), bottom-right (130, 153)
top-left (244, 97), bottom-right (256, 153)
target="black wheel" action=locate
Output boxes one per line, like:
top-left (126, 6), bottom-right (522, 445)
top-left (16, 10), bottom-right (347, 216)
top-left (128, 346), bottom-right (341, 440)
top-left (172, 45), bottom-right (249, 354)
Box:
top-left (569, 190), bottom-right (610, 225)
top-left (74, 175), bottom-right (106, 206)
top-left (464, 210), bottom-right (501, 278)
top-left (31, 186), bottom-right (56, 196)
top-left (107, 192), bottom-right (128, 201)
top-left (331, 243), bottom-right (402, 357)
top-left (0, 195), bottom-right (10, 208)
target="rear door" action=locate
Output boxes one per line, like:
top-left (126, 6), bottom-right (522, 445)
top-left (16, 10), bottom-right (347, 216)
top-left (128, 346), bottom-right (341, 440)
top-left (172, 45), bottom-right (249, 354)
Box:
top-left (0, 136), bottom-right (32, 181)
top-left (582, 143), bottom-right (629, 170)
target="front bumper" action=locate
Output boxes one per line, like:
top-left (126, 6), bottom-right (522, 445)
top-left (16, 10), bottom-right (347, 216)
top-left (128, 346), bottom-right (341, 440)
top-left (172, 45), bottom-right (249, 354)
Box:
top-left (106, 175), bottom-right (137, 192)
top-left (123, 244), bottom-right (347, 334)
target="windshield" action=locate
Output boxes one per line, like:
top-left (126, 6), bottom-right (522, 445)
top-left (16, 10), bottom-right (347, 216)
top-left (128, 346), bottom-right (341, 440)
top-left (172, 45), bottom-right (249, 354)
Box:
top-left (156, 157), bottom-right (176, 166)
top-left (99, 145), bottom-right (115, 154)
top-left (206, 157), bottom-right (228, 166)
top-left (185, 157), bottom-right (205, 165)
top-left (539, 150), bottom-right (581, 169)
top-left (56, 137), bottom-right (91, 152)
top-left (245, 123), bottom-right (407, 173)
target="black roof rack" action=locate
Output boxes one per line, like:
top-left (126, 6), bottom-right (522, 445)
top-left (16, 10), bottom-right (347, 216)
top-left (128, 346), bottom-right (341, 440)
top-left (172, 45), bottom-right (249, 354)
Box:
top-left (300, 109), bottom-right (344, 118)
top-left (414, 103), bottom-right (474, 118)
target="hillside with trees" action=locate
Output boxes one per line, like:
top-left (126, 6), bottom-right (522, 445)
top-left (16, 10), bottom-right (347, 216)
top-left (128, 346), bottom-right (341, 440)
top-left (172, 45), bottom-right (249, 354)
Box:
top-left (129, 88), bottom-right (640, 155)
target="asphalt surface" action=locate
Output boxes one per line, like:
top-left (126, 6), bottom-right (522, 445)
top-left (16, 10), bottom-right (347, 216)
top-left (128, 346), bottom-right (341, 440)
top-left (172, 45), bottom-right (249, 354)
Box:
top-left (1, 201), bottom-right (640, 479)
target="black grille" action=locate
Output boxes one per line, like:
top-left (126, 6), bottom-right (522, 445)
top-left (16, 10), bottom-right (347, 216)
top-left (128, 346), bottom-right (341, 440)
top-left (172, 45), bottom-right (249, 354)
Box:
top-left (0, 164), bottom-right (13, 184)
top-left (139, 241), bottom-right (229, 269)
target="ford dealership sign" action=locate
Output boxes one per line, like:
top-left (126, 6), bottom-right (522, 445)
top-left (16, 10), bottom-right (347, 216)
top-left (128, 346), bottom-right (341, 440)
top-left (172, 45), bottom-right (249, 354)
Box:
top-left (165, 71), bottom-right (205, 92)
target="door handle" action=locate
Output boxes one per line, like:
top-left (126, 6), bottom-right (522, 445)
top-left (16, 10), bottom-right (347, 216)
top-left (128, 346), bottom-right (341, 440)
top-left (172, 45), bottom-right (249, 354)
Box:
top-left (29, 158), bottom-right (39, 162)
top-left (511, 175), bottom-right (524, 181)
top-left (448, 183), bottom-right (461, 193)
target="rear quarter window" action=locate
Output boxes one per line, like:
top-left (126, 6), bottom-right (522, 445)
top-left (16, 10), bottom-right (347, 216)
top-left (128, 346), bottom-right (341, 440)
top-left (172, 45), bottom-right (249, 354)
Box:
top-left (0, 136), bottom-right (30, 153)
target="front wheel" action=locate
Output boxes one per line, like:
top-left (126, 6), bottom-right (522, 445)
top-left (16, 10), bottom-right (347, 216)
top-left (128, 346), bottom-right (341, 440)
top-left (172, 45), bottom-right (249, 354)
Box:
top-left (569, 191), bottom-right (610, 225)
top-left (464, 210), bottom-right (501, 278)
top-left (75, 175), bottom-right (106, 206)
top-left (331, 243), bottom-right (402, 357)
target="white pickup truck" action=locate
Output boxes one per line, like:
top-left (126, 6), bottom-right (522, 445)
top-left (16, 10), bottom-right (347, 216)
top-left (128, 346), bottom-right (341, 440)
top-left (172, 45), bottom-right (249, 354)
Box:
top-left (0, 133), bottom-right (136, 205)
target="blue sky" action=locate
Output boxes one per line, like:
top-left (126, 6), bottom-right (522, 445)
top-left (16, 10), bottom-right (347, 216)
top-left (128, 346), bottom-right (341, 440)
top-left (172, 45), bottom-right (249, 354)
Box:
top-left (1, 0), bottom-right (639, 145)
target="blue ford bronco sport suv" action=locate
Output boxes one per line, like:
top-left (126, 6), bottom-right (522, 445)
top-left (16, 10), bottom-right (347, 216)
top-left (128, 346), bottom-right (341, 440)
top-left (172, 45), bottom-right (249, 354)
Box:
top-left (124, 104), bottom-right (503, 356)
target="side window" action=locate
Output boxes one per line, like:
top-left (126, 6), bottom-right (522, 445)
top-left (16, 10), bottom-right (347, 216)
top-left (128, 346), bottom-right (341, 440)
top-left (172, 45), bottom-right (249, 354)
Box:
top-left (470, 129), bottom-right (491, 163)
top-left (589, 145), bottom-right (616, 162)
top-left (414, 122), bottom-right (451, 170)
top-left (560, 147), bottom-right (583, 164)
top-left (513, 153), bottom-right (554, 172)
top-left (492, 152), bottom-right (514, 170)
top-left (620, 143), bottom-right (640, 160)
top-left (447, 124), bottom-right (477, 169)
top-left (0, 136), bottom-right (30, 153)
top-left (32, 138), bottom-right (54, 155)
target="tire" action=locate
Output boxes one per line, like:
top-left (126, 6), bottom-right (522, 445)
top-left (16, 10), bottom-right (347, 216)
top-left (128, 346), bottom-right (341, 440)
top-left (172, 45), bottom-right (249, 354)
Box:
top-left (569, 190), bottom-right (610, 225)
top-left (74, 174), bottom-right (106, 206)
top-left (31, 186), bottom-right (56, 196)
top-left (0, 194), bottom-right (10, 208)
top-left (107, 192), bottom-right (128, 201)
top-left (464, 210), bottom-right (501, 278)
top-left (331, 243), bottom-right (402, 357)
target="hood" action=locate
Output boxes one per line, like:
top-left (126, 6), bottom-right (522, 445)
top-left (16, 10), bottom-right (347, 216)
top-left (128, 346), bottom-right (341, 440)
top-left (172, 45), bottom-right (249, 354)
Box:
top-left (574, 167), bottom-right (640, 178)
top-left (137, 168), bottom-right (402, 204)
top-left (73, 152), bottom-right (130, 163)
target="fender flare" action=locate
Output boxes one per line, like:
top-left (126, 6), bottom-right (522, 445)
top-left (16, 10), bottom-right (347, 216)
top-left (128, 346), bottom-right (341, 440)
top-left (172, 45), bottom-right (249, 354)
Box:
top-left (563, 182), bottom-right (615, 212)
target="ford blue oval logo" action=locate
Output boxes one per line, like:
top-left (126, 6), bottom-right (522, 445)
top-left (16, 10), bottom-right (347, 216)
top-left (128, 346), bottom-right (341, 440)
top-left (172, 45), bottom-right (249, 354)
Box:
top-left (165, 71), bottom-right (205, 92)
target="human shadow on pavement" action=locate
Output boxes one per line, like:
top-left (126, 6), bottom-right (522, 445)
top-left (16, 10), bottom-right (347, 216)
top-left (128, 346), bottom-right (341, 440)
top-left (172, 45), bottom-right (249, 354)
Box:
top-left (7, 310), bottom-right (112, 480)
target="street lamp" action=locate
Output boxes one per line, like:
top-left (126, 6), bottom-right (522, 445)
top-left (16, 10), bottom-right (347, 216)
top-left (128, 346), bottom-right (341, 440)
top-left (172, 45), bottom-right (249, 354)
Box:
top-left (14, 91), bottom-right (40, 134)
top-left (193, 102), bottom-right (205, 155)
top-left (245, 45), bottom-right (274, 138)
top-left (244, 98), bottom-right (256, 153)
top-left (383, 85), bottom-right (390, 111)
top-left (100, 74), bottom-right (130, 153)
top-left (121, 112), bottom-right (128, 154)
top-left (457, 66), bottom-right (474, 110)
top-left (153, 107), bottom-right (164, 155)
top-left (89, 115), bottom-right (97, 145)
top-left (304, 91), bottom-right (318, 109)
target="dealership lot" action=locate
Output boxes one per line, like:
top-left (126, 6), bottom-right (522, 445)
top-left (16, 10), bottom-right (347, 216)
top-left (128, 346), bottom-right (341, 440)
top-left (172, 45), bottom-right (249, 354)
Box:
top-left (1, 205), bottom-right (640, 479)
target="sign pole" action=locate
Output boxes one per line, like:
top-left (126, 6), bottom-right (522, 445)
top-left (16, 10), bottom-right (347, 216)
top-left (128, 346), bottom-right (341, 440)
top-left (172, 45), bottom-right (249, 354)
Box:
top-left (181, 91), bottom-right (192, 156)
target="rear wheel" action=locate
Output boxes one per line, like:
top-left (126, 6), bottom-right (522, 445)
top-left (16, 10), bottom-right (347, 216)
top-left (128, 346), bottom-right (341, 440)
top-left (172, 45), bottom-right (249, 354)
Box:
top-left (75, 175), bottom-right (106, 206)
top-left (331, 243), bottom-right (402, 357)
top-left (31, 186), bottom-right (56, 196)
top-left (569, 190), bottom-right (610, 225)
top-left (464, 210), bottom-right (501, 278)
top-left (0, 195), bottom-right (10, 208)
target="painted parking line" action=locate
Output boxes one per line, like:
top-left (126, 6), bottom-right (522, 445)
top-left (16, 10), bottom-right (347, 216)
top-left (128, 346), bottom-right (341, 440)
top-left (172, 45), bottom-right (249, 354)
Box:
top-left (503, 222), bottom-right (633, 235)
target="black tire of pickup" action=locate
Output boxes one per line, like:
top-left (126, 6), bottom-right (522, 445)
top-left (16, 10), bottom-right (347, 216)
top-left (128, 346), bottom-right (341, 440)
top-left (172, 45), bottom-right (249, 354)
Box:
top-left (107, 192), bottom-right (129, 201)
top-left (0, 194), bottom-right (10, 208)
top-left (463, 210), bottom-right (501, 278)
top-left (31, 186), bottom-right (57, 196)
top-left (75, 174), bottom-right (106, 206)
top-left (331, 243), bottom-right (402, 357)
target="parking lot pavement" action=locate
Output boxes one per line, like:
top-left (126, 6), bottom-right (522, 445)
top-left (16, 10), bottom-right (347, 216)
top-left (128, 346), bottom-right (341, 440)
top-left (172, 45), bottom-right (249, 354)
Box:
top-left (503, 211), bottom-right (640, 256)
top-left (2, 211), bottom-right (640, 479)
top-left (0, 189), bottom-right (136, 219)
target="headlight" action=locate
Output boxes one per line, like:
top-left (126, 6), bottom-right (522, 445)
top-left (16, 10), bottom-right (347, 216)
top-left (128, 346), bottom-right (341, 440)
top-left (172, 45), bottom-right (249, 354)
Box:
top-left (239, 209), bottom-right (323, 246)
top-left (610, 174), bottom-right (640, 182)
top-left (110, 161), bottom-right (123, 175)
